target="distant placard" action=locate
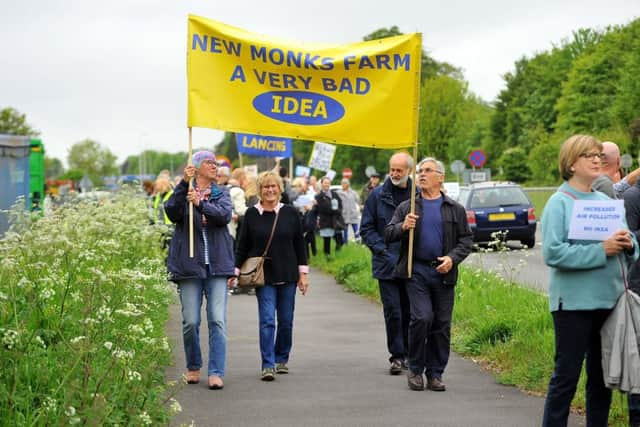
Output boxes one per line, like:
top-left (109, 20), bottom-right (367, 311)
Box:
top-left (309, 141), bottom-right (336, 172)
top-left (567, 199), bottom-right (624, 241)
top-left (243, 164), bottom-right (258, 177)
top-left (295, 165), bottom-right (311, 177)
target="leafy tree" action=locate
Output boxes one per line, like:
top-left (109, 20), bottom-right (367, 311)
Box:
top-left (67, 139), bottom-right (118, 186)
top-left (123, 150), bottom-right (188, 177)
top-left (499, 147), bottom-right (530, 183)
top-left (44, 156), bottom-right (64, 179)
top-left (58, 168), bottom-right (84, 182)
top-left (0, 107), bottom-right (40, 136)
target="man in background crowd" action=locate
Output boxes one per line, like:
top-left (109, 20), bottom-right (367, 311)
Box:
top-left (360, 169), bottom-right (381, 207)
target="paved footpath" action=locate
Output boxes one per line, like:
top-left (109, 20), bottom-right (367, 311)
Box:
top-left (166, 267), bottom-right (584, 427)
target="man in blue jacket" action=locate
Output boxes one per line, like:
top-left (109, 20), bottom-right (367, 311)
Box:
top-left (360, 152), bottom-right (414, 375)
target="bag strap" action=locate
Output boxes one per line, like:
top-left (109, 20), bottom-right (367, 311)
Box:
top-left (261, 211), bottom-right (280, 257)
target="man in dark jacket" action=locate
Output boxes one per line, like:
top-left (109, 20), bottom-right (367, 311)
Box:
top-left (360, 152), bottom-right (414, 375)
top-left (384, 157), bottom-right (472, 392)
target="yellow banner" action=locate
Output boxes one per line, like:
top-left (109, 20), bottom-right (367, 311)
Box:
top-left (187, 15), bottom-right (421, 149)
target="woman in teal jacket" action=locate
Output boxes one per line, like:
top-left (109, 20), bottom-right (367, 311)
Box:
top-left (541, 134), bottom-right (638, 426)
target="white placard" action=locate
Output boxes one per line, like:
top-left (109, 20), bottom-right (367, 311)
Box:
top-left (567, 199), bottom-right (624, 241)
top-left (308, 141), bottom-right (336, 172)
top-left (243, 164), bottom-right (258, 177)
top-left (325, 169), bottom-right (336, 181)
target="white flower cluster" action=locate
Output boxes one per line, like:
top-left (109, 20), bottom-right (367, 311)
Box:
top-left (168, 398), bottom-right (182, 415)
top-left (70, 336), bottom-right (85, 345)
top-left (127, 324), bottom-right (145, 336)
top-left (103, 341), bottom-right (113, 350)
top-left (35, 336), bottom-right (46, 348)
top-left (138, 411), bottom-right (152, 425)
top-left (127, 370), bottom-right (142, 382)
top-left (96, 305), bottom-right (112, 322)
top-left (0, 291), bottom-right (7, 300)
top-left (42, 396), bottom-right (57, 412)
top-left (40, 287), bottom-right (55, 301)
top-left (143, 318), bottom-right (154, 332)
top-left (112, 348), bottom-right (135, 360)
top-left (115, 303), bottom-right (142, 317)
top-left (1, 328), bottom-right (19, 349)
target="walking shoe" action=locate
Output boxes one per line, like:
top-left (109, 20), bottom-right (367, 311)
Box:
top-left (208, 375), bottom-right (224, 390)
top-left (427, 377), bottom-right (446, 392)
top-left (407, 372), bottom-right (424, 391)
top-left (185, 369), bottom-right (200, 384)
top-left (261, 368), bottom-right (275, 381)
top-left (401, 359), bottom-right (409, 370)
top-left (389, 359), bottom-right (403, 375)
top-left (275, 363), bottom-right (289, 374)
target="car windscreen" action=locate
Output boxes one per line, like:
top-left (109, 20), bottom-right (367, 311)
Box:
top-left (469, 187), bottom-right (530, 208)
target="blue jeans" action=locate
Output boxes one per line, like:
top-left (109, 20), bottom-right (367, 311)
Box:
top-left (542, 309), bottom-right (612, 427)
top-left (255, 283), bottom-right (297, 369)
top-left (406, 261), bottom-right (454, 379)
top-left (177, 276), bottom-right (228, 377)
top-left (378, 278), bottom-right (410, 362)
top-left (342, 223), bottom-right (359, 243)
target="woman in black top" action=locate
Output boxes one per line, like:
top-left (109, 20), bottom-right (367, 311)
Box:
top-left (314, 176), bottom-right (344, 255)
top-left (234, 171), bottom-right (309, 381)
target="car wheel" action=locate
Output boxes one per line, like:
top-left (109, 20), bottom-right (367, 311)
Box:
top-left (522, 237), bottom-right (535, 249)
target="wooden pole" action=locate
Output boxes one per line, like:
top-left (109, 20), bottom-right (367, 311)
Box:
top-left (407, 144), bottom-right (418, 278)
top-left (407, 33), bottom-right (423, 279)
top-left (289, 156), bottom-right (293, 180)
top-left (188, 127), bottom-right (194, 258)
top-left (239, 153), bottom-right (244, 168)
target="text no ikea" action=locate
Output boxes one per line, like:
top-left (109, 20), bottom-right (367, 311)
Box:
top-left (191, 34), bottom-right (413, 72)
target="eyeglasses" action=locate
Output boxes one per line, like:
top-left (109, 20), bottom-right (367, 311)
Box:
top-left (579, 152), bottom-right (606, 160)
top-left (418, 167), bottom-right (443, 174)
top-left (201, 160), bottom-right (217, 167)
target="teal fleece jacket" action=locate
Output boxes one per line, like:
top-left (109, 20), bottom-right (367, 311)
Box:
top-left (542, 182), bottom-right (639, 312)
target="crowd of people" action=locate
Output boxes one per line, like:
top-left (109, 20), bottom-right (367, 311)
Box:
top-left (148, 138), bottom-right (640, 426)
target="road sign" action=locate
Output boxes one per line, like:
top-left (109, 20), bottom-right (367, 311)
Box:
top-left (450, 160), bottom-right (465, 175)
top-left (342, 168), bottom-right (353, 179)
top-left (621, 154), bottom-right (633, 169)
top-left (468, 149), bottom-right (487, 168)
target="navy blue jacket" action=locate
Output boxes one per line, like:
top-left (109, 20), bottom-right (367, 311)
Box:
top-left (165, 179), bottom-right (235, 281)
top-left (360, 177), bottom-right (413, 280)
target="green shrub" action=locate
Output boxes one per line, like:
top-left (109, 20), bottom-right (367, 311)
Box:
top-left (0, 191), bottom-right (178, 426)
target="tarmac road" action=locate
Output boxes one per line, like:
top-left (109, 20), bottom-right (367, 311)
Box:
top-left (166, 265), bottom-right (584, 427)
top-left (465, 226), bottom-right (549, 293)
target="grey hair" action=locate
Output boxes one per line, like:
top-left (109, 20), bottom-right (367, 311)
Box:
top-left (417, 157), bottom-right (445, 174)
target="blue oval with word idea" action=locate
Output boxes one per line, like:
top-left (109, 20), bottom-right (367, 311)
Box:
top-left (253, 91), bottom-right (345, 125)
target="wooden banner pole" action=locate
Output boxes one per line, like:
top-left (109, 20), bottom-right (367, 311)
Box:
top-left (188, 127), bottom-right (194, 258)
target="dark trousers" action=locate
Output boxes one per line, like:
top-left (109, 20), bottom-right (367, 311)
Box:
top-left (304, 232), bottom-right (317, 257)
top-left (378, 278), bottom-right (410, 362)
top-left (542, 309), bottom-right (612, 427)
top-left (406, 261), bottom-right (454, 379)
top-left (322, 233), bottom-right (343, 255)
top-left (630, 393), bottom-right (640, 427)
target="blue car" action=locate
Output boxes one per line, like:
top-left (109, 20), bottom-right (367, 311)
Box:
top-left (456, 182), bottom-right (537, 248)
